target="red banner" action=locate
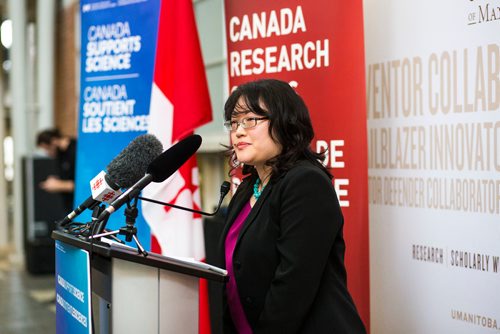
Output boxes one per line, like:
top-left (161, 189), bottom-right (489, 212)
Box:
top-left (224, 0), bottom-right (369, 329)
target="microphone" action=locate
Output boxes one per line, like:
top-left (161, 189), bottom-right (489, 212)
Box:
top-left (58, 134), bottom-right (163, 226)
top-left (138, 181), bottom-right (230, 216)
top-left (92, 134), bottom-right (203, 235)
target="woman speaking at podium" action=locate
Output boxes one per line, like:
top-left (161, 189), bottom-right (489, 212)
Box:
top-left (219, 79), bottom-right (366, 333)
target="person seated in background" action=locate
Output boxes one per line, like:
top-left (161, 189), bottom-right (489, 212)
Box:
top-left (219, 79), bottom-right (366, 333)
top-left (36, 128), bottom-right (76, 212)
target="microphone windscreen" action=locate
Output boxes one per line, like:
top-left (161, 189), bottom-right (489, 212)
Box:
top-left (147, 134), bottom-right (202, 182)
top-left (107, 134), bottom-right (163, 187)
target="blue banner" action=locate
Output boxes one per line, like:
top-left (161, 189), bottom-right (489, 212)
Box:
top-left (76, 0), bottom-right (161, 248)
top-left (55, 241), bottom-right (91, 334)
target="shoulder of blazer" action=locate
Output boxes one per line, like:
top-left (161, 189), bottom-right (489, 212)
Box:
top-left (276, 160), bottom-right (332, 186)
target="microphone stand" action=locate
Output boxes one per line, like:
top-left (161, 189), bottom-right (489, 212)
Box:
top-left (88, 197), bottom-right (148, 256)
top-left (61, 204), bottom-right (124, 244)
top-left (65, 204), bottom-right (103, 236)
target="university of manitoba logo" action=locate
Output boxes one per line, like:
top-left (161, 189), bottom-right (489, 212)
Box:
top-left (467, 0), bottom-right (500, 25)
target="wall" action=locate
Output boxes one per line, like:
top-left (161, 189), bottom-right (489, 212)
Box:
top-left (364, 0), bottom-right (500, 332)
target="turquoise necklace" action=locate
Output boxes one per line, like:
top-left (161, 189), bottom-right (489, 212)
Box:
top-left (253, 177), bottom-right (265, 200)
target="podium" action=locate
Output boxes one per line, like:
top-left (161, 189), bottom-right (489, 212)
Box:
top-left (52, 230), bottom-right (227, 334)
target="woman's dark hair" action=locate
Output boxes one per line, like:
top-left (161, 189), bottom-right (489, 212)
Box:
top-left (224, 79), bottom-right (331, 179)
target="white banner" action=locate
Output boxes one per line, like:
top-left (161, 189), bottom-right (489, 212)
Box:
top-left (364, 0), bottom-right (500, 333)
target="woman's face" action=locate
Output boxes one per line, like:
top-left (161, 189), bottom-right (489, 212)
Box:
top-left (230, 97), bottom-right (282, 170)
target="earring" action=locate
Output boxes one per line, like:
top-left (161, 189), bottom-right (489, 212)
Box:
top-left (231, 152), bottom-right (241, 168)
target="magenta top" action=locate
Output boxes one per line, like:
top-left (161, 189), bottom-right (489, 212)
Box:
top-left (225, 201), bottom-right (253, 334)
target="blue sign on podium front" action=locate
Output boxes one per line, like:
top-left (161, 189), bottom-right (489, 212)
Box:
top-left (55, 241), bottom-right (91, 334)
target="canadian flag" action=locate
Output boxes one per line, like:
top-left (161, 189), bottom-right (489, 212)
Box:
top-left (141, 0), bottom-right (213, 333)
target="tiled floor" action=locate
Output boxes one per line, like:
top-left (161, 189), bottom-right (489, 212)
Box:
top-left (0, 259), bottom-right (56, 334)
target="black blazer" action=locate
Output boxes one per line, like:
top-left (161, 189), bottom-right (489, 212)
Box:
top-left (218, 161), bottom-right (366, 334)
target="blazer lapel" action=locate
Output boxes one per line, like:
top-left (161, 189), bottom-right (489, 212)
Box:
top-left (218, 178), bottom-right (253, 266)
top-left (219, 173), bottom-right (279, 265)
top-left (236, 178), bottom-right (274, 244)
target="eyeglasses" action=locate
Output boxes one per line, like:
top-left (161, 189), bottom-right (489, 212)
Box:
top-left (223, 117), bottom-right (269, 131)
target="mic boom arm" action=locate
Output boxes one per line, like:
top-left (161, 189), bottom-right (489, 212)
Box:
top-left (138, 181), bottom-right (230, 216)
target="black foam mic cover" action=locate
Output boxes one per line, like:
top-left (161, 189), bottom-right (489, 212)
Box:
top-left (107, 134), bottom-right (163, 187)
